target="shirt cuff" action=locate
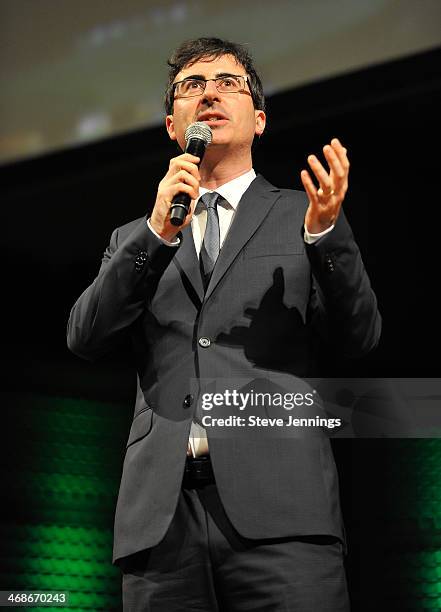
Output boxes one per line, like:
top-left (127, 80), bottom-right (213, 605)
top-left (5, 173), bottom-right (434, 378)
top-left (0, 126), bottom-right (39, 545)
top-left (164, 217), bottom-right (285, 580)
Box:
top-left (147, 218), bottom-right (180, 246)
top-left (303, 223), bottom-right (335, 244)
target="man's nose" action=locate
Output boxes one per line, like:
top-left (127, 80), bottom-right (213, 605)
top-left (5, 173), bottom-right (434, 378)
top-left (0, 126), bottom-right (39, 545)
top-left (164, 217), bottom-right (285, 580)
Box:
top-left (201, 79), bottom-right (221, 102)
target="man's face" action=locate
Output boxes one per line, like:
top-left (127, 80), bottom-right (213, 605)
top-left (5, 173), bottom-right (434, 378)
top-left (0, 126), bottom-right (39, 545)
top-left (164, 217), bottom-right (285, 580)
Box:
top-left (166, 54), bottom-right (266, 152)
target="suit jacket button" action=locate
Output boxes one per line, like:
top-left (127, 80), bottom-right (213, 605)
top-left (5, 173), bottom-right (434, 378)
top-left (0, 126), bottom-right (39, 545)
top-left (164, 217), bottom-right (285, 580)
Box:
top-left (183, 394), bottom-right (194, 408)
top-left (198, 337), bottom-right (211, 348)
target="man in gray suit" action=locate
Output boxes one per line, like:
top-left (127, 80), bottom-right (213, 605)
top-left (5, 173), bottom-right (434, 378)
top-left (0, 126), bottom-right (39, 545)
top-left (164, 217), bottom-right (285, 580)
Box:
top-left (68, 37), bottom-right (381, 611)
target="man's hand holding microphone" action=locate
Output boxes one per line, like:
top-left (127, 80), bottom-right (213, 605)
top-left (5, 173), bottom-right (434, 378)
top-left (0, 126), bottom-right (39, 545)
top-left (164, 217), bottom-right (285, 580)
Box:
top-left (150, 122), bottom-right (212, 242)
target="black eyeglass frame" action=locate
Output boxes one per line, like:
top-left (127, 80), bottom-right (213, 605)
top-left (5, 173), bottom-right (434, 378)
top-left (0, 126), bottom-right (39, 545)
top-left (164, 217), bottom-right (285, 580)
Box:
top-left (172, 75), bottom-right (252, 100)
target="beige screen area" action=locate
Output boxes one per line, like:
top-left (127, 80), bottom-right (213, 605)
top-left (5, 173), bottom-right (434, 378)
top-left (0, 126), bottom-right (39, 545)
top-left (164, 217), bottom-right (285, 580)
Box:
top-left (1, 0), bottom-right (440, 164)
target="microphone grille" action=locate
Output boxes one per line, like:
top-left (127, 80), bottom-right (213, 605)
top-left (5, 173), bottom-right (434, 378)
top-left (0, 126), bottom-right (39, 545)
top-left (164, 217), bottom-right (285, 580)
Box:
top-left (185, 121), bottom-right (213, 146)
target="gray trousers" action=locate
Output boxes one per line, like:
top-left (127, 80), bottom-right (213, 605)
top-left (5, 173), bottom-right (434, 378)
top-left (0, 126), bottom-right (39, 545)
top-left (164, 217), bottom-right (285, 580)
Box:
top-left (121, 481), bottom-right (350, 611)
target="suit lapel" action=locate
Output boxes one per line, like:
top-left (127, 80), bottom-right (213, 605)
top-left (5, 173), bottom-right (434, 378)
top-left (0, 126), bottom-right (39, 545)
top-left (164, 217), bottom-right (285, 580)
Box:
top-left (173, 225), bottom-right (204, 304)
top-left (204, 175), bottom-right (281, 301)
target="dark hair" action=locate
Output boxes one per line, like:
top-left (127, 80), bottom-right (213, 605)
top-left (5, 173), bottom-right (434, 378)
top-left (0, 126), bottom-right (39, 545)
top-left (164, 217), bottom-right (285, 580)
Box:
top-left (164, 37), bottom-right (265, 115)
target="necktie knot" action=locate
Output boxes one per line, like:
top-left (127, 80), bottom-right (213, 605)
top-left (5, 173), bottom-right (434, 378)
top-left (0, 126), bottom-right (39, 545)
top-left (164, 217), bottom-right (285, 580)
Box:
top-left (201, 191), bottom-right (220, 211)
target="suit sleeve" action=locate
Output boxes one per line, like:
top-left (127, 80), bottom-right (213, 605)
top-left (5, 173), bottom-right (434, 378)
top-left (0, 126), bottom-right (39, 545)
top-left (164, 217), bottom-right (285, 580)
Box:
top-left (67, 218), bottom-right (178, 361)
top-left (304, 209), bottom-right (382, 358)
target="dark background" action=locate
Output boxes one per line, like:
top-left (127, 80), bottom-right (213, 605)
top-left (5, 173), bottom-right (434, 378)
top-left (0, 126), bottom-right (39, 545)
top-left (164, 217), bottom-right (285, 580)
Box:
top-left (1, 47), bottom-right (440, 610)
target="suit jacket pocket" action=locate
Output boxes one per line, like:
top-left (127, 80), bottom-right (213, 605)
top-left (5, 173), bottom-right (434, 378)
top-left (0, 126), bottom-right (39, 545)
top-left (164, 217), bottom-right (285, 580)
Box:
top-left (126, 408), bottom-right (153, 449)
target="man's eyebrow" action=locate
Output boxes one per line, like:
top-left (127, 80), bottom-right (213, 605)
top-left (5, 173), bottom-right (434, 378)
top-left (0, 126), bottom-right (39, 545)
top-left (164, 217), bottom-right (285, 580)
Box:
top-left (179, 72), bottom-right (242, 81)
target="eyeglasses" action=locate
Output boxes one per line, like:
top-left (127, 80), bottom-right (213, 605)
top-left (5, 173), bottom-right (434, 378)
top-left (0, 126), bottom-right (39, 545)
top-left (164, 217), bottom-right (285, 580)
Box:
top-left (173, 75), bottom-right (251, 99)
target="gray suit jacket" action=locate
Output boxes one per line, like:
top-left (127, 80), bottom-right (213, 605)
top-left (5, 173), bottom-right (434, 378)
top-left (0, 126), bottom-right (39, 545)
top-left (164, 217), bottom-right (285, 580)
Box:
top-left (67, 174), bottom-right (381, 564)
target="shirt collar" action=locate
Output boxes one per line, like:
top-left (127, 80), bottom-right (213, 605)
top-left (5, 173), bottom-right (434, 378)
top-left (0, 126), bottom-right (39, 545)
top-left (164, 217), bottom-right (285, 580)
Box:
top-left (197, 168), bottom-right (256, 210)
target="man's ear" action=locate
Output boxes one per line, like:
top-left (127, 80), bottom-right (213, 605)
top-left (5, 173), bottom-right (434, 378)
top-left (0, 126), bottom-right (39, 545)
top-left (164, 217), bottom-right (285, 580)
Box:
top-left (166, 115), bottom-right (177, 141)
top-left (255, 110), bottom-right (266, 137)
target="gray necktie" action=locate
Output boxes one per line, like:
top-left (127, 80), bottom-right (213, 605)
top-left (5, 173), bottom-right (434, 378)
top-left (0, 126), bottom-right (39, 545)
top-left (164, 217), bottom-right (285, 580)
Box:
top-left (190, 193), bottom-right (221, 451)
top-left (199, 192), bottom-right (220, 289)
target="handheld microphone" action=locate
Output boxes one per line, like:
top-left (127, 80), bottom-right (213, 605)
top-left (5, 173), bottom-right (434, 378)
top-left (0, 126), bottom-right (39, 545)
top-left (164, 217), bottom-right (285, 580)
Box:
top-left (170, 122), bottom-right (212, 226)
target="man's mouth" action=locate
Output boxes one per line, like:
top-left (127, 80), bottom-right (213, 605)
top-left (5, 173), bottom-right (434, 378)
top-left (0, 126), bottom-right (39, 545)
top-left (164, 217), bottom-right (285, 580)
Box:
top-left (197, 112), bottom-right (229, 125)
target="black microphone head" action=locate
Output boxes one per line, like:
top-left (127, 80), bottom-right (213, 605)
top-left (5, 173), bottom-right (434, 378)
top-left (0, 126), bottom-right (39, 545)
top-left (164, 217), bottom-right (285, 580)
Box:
top-left (184, 121), bottom-right (213, 146)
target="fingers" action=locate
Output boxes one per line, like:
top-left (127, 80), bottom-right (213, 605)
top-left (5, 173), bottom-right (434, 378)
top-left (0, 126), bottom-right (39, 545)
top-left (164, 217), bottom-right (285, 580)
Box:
top-left (330, 138), bottom-right (349, 174)
top-left (302, 167), bottom-right (338, 233)
top-left (172, 169), bottom-right (200, 200)
top-left (307, 154), bottom-right (333, 194)
top-left (327, 138), bottom-right (349, 193)
top-left (169, 181), bottom-right (198, 202)
top-left (323, 145), bottom-right (344, 188)
top-left (169, 154), bottom-right (201, 181)
top-left (300, 169), bottom-right (319, 204)
top-left (166, 153), bottom-right (201, 200)
top-left (304, 138), bottom-right (350, 196)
